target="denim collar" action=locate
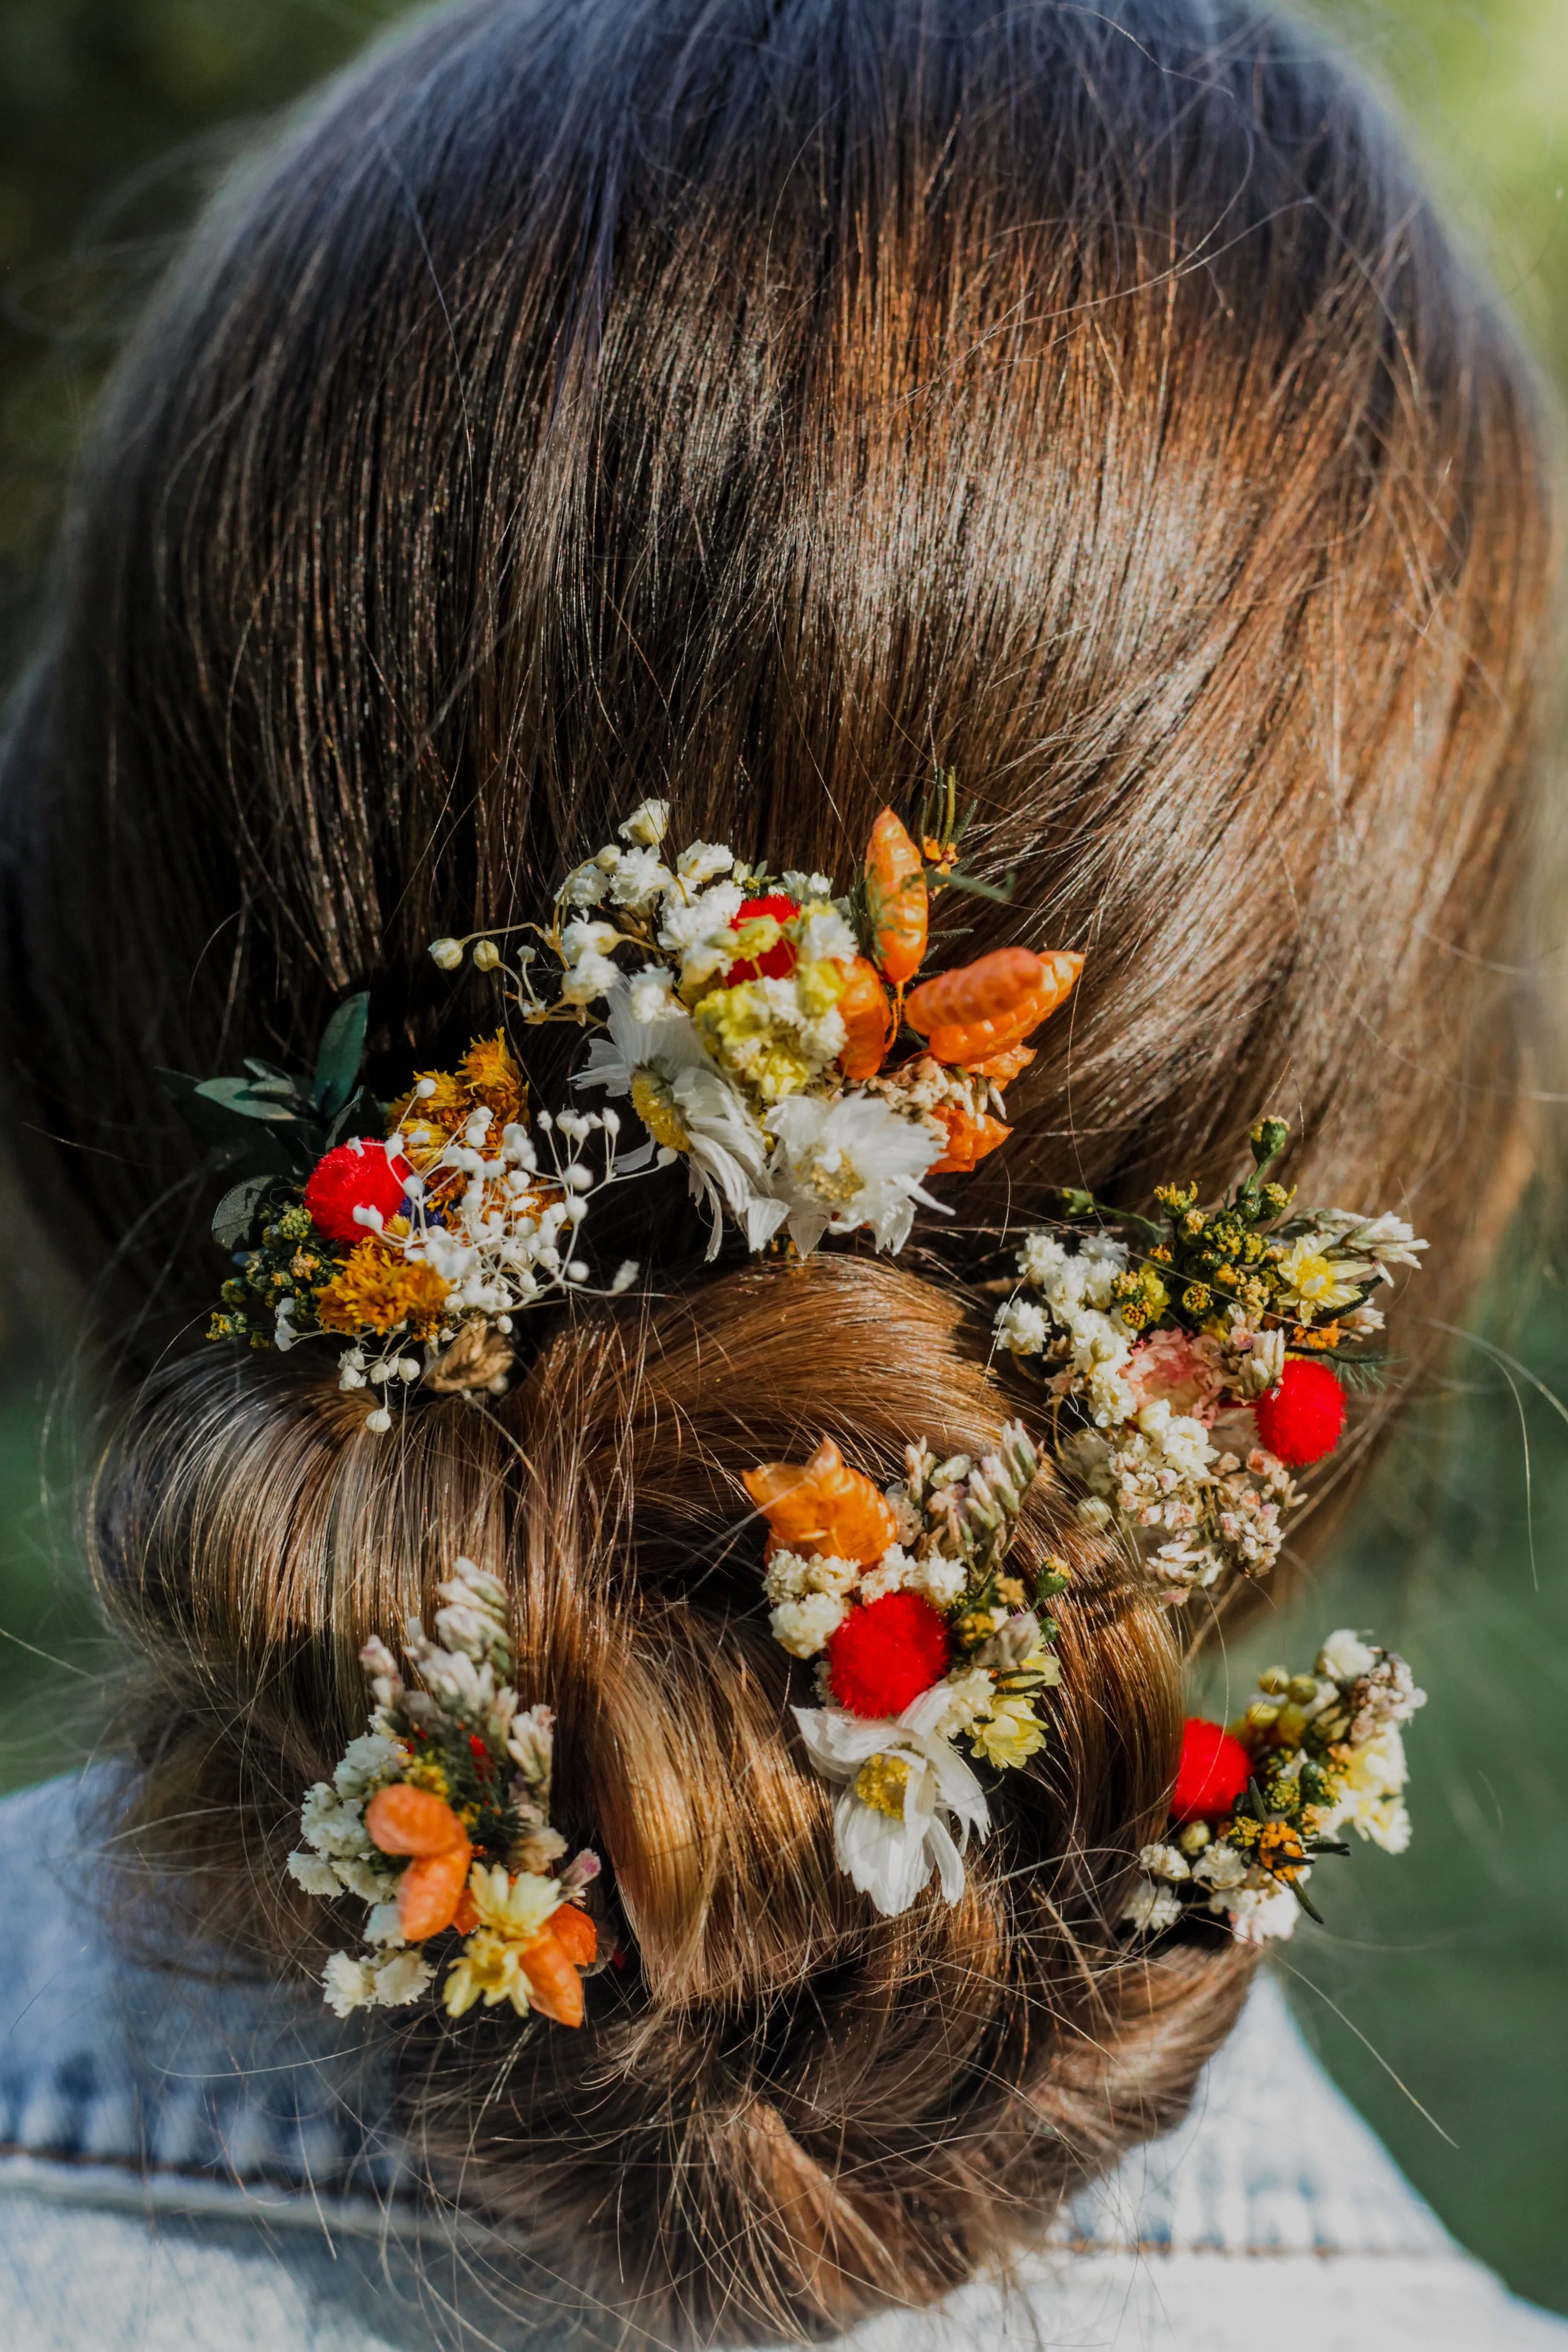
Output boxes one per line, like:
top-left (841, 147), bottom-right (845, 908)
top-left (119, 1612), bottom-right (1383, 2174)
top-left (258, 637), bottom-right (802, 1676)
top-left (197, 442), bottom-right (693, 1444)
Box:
top-left (0, 1773), bottom-right (407, 2224)
top-left (0, 1770), bottom-right (1451, 2262)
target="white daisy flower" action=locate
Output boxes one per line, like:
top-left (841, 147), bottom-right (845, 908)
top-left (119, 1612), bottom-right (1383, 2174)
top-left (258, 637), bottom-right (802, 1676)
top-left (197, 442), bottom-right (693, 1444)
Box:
top-left (767, 1093), bottom-right (945, 1256)
top-left (1273, 1233), bottom-right (1375, 1320)
top-left (792, 1684), bottom-right (990, 1918)
top-left (1320, 1209), bottom-right (1428, 1278)
top-left (575, 976), bottom-right (785, 1257)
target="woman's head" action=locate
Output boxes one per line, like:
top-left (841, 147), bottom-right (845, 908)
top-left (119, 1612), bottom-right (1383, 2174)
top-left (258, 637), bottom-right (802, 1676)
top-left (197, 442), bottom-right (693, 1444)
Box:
top-left (0, 0), bottom-right (1555, 2337)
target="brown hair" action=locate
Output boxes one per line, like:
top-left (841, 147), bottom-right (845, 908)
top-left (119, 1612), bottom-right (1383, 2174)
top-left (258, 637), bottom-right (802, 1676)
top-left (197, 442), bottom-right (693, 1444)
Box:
top-left (0, 0), bottom-right (1557, 2339)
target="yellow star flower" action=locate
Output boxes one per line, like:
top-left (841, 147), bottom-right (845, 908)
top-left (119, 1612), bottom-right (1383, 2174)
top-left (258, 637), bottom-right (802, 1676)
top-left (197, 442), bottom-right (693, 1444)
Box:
top-left (969, 1694), bottom-right (1047, 1770)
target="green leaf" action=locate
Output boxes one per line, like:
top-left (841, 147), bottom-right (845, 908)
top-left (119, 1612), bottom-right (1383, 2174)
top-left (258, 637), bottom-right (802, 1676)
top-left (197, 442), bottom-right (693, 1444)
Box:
top-left (194, 1075), bottom-right (306, 1125)
top-left (212, 1174), bottom-right (277, 1253)
top-left (312, 993), bottom-right (370, 1121)
top-left (156, 1071), bottom-right (306, 1177)
top-left (325, 1087), bottom-right (379, 1150)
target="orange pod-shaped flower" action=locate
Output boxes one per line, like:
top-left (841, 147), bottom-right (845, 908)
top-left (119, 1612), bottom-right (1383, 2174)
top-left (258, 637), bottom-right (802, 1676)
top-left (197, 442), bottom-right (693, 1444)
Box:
top-left (967, 1042), bottom-right (1036, 1084)
top-left (911, 948), bottom-right (1084, 1066)
top-left (396, 1843), bottom-right (475, 1941)
top-left (866, 809), bottom-right (928, 985)
top-left (518, 1922), bottom-right (587, 2027)
top-left (366, 1781), bottom-right (468, 1858)
top-left (836, 955), bottom-right (893, 1081)
top-left (743, 1437), bottom-right (900, 1564)
top-left (549, 1901), bottom-right (598, 1969)
top-left (929, 1105), bottom-right (1012, 1174)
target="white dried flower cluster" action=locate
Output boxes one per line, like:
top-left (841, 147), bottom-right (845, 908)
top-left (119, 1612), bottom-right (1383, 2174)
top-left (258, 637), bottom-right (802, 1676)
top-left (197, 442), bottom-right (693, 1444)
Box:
top-left (330, 1102), bottom-right (639, 1422)
top-left (993, 1142), bottom-right (1428, 1611)
top-left (231, 801), bottom-right (1081, 1430)
top-left (998, 1231), bottom-right (1304, 1598)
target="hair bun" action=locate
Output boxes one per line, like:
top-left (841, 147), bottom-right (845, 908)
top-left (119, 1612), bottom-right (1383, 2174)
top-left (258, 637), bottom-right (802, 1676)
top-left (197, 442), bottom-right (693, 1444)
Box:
top-left (94, 1255), bottom-right (1250, 2334)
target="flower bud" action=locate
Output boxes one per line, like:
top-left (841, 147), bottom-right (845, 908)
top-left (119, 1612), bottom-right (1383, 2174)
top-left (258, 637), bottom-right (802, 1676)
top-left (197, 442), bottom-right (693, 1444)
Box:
top-left (429, 937), bottom-right (464, 971)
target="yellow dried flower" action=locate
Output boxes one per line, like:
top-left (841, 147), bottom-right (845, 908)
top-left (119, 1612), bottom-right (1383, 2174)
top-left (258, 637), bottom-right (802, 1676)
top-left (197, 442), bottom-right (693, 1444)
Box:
top-left (460, 1031), bottom-right (526, 1124)
top-left (315, 1238), bottom-right (452, 1339)
top-left (969, 1694), bottom-right (1047, 1770)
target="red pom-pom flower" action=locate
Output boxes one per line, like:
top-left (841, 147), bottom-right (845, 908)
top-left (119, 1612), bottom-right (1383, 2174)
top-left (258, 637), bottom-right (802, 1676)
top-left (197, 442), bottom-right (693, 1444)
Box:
top-left (1172, 1719), bottom-right (1252, 1822)
top-left (303, 1139), bottom-right (412, 1244)
top-left (727, 894), bottom-right (799, 983)
top-left (827, 1591), bottom-right (951, 1720)
top-left (1252, 1358), bottom-right (1347, 1468)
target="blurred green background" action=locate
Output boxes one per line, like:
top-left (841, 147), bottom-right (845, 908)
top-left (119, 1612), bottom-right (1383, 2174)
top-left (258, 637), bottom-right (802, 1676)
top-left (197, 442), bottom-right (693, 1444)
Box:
top-left (1, 0), bottom-right (1566, 2316)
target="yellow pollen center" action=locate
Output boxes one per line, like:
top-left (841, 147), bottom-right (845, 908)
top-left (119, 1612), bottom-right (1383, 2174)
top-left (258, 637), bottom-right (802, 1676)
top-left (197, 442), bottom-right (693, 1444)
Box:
top-left (1292, 1253), bottom-right (1334, 1300)
top-left (806, 1146), bottom-right (863, 1205)
top-left (854, 1753), bottom-right (910, 1818)
top-left (630, 1068), bottom-right (690, 1153)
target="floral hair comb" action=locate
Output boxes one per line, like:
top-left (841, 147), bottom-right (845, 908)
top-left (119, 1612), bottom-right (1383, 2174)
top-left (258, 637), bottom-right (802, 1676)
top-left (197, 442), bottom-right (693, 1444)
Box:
top-left (745, 1423), bottom-right (1063, 1916)
top-left (180, 791), bottom-right (1080, 1425)
top-left (1125, 1631), bottom-right (1426, 1945)
top-left (291, 1558), bottom-right (602, 2022)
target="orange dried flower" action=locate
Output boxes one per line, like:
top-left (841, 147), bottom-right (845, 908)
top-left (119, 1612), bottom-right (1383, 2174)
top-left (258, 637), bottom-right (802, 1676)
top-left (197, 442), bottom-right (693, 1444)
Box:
top-left (743, 1437), bottom-right (900, 1565)
top-left (835, 956), bottom-right (893, 1082)
top-left (460, 1030), bottom-right (527, 1125)
top-left (929, 1103), bottom-right (1012, 1173)
top-left (865, 809), bottom-right (928, 985)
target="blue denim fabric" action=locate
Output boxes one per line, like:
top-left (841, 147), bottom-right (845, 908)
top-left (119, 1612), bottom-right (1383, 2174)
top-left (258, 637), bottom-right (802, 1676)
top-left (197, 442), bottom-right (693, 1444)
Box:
top-left (0, 1773), bottom-right (1560, 2351)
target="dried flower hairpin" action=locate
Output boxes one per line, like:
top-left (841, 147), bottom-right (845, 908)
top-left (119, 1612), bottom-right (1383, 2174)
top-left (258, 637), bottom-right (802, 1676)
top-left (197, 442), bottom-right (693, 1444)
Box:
top-left (994, 1119), bottom-right (1427, 1603)
top-left (743, 1421), bottom-right (1065, 1915)
top-left (179, 790), bottom-right (1081, 1425)
top-left (288, 1559), bottom-right (602, 2023)
top-left (1127, 1631), bottom-right (1427, 1945)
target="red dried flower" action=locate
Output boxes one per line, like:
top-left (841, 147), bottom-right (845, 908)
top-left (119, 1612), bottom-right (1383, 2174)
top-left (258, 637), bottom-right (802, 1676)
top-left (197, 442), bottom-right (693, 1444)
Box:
top-left (303, 1139), bottom-right (412, 1244)
top-left (1172, 1719), bottom-right (1252, 1822)
top-left (826, 1590), bottom-right (951, 1720)
top-left (1253, 1358), bottom-right (1347, 1468)
top-left (727, 894), bottom-right (799, 982)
